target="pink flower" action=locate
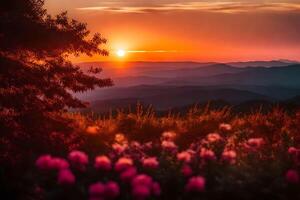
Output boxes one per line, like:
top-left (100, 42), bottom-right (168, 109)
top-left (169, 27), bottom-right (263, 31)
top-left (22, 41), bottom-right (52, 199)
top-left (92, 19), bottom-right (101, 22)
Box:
top-left (151, 182), bottom-right (161, 196)
top-left (288, 147), bottom-right (299, 155)
top-left (200, 148), bottom-right (216, 161)
top-left (120, 167), bottom-right (137, 182)
top-left (219, 123), bottom-right (232, 131)
top-left (94, 156), bottom-right (112, 171)
top-left (177, 151), bottom-right (192, 163)
top-left (161, 140), bottom-right (177, 152)
top-left (132, 185), bottom-right (150, 200)
top-left (89, 181), bottom-right (120, 200)
top-left (162, 131), bottom-right (176, 141)
top-left (143, 142), bottom-right (153, 150)
top-left (115, 157), bottom-right (134, 172)
top-left (222, 150), bottom-right (237, 164)
top-left (185, 176), bottom-right (206, 192)
top-left (207, 133), bottom-right (222, 143)
top-left (187, 149), bottom-right (196, 155)
top-left (68, 150), bottom-right (89, 166)
top-left (142, 157), bottom-right (159, 169)
top-left (89, 182), bottom-right (105, 198)
top-left (50, 158), bottom-right (70, 170)
top-left (285, 169), bottom-right (299, 184)
top-left (246, 138), bottom-right (264, 149)
top-left (181, 165), bottom-right (193, 177)
top-left (131, 141), bottom-right (141, 149)
top-left (112, 143), bottom-right (127, 154)
top-left (104, 181), bottom-right (120, 199)
top-left (131, 175), bottom-right (160, 199)
top-left (131, 174), bottom-right (153, 187)
top-left (287, 147), bottom-right (300, 165)
top-left (36, 155), bottom-right (69, 170)
top-left (57, 169), bottom-right (75, 185)
top-left (36, 155), bottom-right (54, 170)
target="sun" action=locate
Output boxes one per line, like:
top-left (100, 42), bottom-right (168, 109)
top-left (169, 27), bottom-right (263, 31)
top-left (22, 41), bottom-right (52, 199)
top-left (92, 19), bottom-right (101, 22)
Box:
top-left (116, 49), bottom-right (126, 57)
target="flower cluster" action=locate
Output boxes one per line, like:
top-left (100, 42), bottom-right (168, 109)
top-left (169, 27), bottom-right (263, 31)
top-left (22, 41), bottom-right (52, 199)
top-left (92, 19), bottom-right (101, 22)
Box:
top-left (35, 122), bottom-right (300, 199)
top-left (89, 181), bottom-right (120, 200)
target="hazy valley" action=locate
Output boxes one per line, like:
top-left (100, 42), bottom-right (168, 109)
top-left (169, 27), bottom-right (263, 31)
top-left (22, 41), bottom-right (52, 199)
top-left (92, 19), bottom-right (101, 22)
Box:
top-left (76, 60), bottom-right (300, 112)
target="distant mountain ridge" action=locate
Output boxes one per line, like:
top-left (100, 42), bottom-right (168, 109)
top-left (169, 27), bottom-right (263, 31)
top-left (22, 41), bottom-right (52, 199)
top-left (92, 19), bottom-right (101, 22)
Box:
top-left (109, 64), bottom-right (300, 87)
top-left (75, 60), bottom-right (300, 113)
top-left (77, 60), bottom-right (298, 79)
top-left (168, 64), bottom-right (300, 87)
top-left (88, 86), bottom-right (270, 112)
top-left (228, 60), bottom-right (299, 68)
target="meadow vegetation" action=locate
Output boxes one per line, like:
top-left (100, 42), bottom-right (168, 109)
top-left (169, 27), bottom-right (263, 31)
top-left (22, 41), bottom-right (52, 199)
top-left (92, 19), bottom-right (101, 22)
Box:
top-left (3, 104), bottom-right (300, 199)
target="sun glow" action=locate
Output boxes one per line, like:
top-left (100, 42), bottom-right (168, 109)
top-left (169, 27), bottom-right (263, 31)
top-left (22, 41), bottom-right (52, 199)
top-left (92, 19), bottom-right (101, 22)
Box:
top-left (116, 49), bottom-right (126, 57)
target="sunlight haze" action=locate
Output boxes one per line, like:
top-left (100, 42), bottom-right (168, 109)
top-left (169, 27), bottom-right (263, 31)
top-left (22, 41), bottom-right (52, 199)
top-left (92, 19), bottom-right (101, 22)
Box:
top-left (45, 0), bottom-right (300, 62)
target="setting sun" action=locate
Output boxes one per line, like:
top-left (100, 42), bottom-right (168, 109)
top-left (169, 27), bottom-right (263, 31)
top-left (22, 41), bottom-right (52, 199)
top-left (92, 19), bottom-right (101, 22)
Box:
top-left (116, 49), bottom-right (126, 57)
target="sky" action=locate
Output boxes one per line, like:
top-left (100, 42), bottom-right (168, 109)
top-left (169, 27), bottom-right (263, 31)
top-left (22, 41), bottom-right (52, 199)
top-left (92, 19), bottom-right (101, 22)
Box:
top-left (45, 0), bottom-right (300, 62)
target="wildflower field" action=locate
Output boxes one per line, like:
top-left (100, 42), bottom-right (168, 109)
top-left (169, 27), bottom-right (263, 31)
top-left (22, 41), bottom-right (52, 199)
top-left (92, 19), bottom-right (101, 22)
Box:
top-left (3, 105), bottom-right (300, 200)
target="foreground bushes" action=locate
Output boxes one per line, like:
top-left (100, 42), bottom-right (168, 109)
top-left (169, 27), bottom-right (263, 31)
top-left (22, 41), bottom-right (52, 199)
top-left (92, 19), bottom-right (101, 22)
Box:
top-left (31, 106), bottom-right (300, 199)
top-left (3, 106), bottom-right (300, 199)
top-left (35, 131), bottom-right (300, 199)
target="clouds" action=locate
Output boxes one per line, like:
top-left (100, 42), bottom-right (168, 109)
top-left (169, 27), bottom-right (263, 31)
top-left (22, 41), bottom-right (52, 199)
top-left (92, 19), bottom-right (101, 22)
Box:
top-left (45, 0), bottom-right (300, 61)
top-left (76, 1), bottom-right (300, 14)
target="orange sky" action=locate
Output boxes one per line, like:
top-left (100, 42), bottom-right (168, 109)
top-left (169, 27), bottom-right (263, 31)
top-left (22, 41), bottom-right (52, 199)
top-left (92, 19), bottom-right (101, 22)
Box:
top-left (45, 0), bottom-right (300, 62)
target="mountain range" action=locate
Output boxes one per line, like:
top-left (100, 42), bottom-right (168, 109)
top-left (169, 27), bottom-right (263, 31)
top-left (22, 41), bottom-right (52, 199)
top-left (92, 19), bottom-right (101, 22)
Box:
top-left (76, 60), bottom-right (300, 113)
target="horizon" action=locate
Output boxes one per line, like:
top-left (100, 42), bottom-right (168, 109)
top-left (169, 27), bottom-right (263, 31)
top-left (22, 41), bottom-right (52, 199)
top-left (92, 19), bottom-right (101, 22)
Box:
top-left (45, 0), bottom-right (300, 63)
top-left (76, 59), bottom-right (300, 64)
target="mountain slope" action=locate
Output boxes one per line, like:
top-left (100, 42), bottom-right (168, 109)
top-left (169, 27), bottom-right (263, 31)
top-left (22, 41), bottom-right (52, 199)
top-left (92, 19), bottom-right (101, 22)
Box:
top-left (228, 60), bottom-right (298, 67)
top-left (86, 86), bottom-right (271, 112)
top-left (165, 64), bottom-right (300, 87)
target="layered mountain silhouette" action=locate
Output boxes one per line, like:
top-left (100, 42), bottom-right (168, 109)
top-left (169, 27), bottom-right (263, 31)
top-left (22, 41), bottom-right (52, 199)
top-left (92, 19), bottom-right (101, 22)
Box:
top-left (167, 64), bottom-right (300, 87)
top-left (76, 60), bottom-right (300, 113)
